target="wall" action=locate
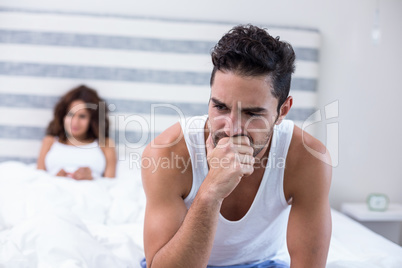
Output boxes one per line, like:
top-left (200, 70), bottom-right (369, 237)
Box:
top-left (1, 0), bottom-right (401, 210)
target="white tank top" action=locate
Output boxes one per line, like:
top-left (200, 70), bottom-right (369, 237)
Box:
top-left (180, 115), bottom-right (294, 266)
top-left (45, 138), bottom-right (106, 178)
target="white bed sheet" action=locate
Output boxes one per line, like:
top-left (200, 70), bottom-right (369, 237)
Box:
top-left (0, 161), bottom-right (145, 267)
top-left (328, 209), bottom-right (402, 267)
top-left (0, 161), bottom-right (401, 268)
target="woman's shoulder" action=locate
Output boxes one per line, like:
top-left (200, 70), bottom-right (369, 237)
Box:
top-left (38, 135), bottom-right (57, 158)
top-left (42, 135), bottom-right (57, 146)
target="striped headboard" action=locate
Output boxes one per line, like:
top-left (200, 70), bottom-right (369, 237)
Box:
top-left (0, 7), bottom-right (320, 164)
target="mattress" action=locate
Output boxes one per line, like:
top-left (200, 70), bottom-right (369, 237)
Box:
top-left (0, 161), bottom-right (401, 267)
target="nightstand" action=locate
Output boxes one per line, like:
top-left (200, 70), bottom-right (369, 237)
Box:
top-left (341, 202), bottom-right (402, 245)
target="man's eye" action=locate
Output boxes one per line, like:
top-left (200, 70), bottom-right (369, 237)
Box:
top-left (246, 112), bottom-right (258, 117)
top-left (214, 105), bottom-right (226, 111)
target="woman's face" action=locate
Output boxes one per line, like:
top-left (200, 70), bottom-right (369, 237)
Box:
top-left (64, 100), bottom-right (91, 140)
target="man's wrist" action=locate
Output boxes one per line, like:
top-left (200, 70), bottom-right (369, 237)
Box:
top-left (196, 186), bottom-right (224, 209)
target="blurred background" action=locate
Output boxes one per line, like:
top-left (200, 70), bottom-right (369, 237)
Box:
top-left (0, 0), bottom-right (401, 212)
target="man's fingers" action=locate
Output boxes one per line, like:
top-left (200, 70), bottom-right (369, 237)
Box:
top-left (236, 145), bottom-right (254, 156)
top-left (211, 136), bottom-right (254, 159)
top-left (236, 152), bottom-right (255, 177)
top-left (215, 135), bottom-right (250, 147)
top-left (236, 153), bottom-right (255, 165)
top-left (231, 135), bottom-right (251, 146)
top-left (240, 163), bottom-right (254, 176)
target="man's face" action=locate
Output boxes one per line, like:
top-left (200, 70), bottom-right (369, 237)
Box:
top-left (208, 70), bottom-right (279, 158)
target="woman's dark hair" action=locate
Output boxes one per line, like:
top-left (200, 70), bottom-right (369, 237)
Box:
top-left (46, 85), bottom-right (109, 143)
top-left (210, 24), bottom-right (296, 113)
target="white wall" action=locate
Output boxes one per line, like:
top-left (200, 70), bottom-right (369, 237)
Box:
top-left (2, 0), bottom-right (402, 210)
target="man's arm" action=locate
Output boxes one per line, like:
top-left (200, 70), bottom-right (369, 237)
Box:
top-left (142, 123), bottom-right (254, 268)
top-left (142, 123), bottom-right (220, 268)
top-left (143, 164), bottom-right (222, 268)
top-left (286, 129), bottom-right (332, 268)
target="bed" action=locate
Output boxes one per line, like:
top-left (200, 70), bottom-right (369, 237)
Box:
top-left (0, 7), bottom-right (401, 268)
top-left (0, 161), bottom-right (401, 268)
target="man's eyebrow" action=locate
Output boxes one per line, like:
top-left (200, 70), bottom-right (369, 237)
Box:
top-left (210, 97), bottom-right (227, 107)
top-left (242, 107), bottom-right (267, 113)
top-left (210, 97), bottom-right (267, 113)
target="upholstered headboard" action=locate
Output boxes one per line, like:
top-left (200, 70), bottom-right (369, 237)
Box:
top-left (0, 7), bottom-right (320, 163)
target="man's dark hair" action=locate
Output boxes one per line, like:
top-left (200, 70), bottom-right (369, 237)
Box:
top-left (210, 24), bottom-right (296, 113)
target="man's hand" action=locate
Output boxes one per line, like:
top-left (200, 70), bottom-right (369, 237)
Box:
top-left (72, 167), bottom-right (93, 180)
top-left (204, 134), bottom-right (255, 201)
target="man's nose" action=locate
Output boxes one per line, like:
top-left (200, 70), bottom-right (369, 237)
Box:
top-left (224, 112), bottom-right (243, 136)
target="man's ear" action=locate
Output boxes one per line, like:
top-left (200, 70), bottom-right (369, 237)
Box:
top-left (276, 96), bottom-right (293, 125)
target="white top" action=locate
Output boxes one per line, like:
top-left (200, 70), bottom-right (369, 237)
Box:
top-left (180, 115), bottom-right (294, 266)
top-left (45, 139), bottom-right (106, 178)
top-left (341, 203), bottom-right (402, 221)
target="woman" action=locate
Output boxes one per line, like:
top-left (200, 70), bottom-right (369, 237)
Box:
top-left (37, 85), bottom-right (116, 180)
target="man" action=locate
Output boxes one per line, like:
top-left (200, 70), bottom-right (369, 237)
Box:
top-left (141, 24), bottom-right (332, 268)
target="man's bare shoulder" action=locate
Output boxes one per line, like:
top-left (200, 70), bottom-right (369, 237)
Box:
top-left (142, 122), bottom-right (189, 160)
top-left (287, 125), bottom-right (331, 168)
top-left (142, 122), bottom-right (192, 198)
top-left (285, 125), bottom-right (332, 199)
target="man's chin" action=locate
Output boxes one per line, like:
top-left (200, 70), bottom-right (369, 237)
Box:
top-left (252, 148), bottom-right (263, 158)
top-left (252, 143), bottom-right (270, 158)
